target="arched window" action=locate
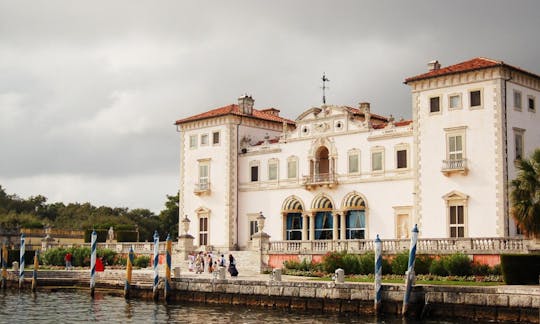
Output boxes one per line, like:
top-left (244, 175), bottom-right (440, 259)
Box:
top-left (282, 196), bottom-right (304, 240)
top-left (342, 193), bottom-right (366, 239)
top-left (312, 195), bottom-right (333, 240)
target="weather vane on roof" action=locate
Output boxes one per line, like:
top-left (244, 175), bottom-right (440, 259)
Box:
top-left (321, 73), bottom-right (330, 104)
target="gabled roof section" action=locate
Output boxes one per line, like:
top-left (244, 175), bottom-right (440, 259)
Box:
top-left (175, 104), bottom-right (296, 125)
top-left (344, 106), bottom-right (389, 122)
top-left (404, 57), bottom-right (540, 83)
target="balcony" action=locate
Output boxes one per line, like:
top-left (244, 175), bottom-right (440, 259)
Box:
top-left (194, 182), bottom-right (211, 195)
top-left (441, 158), bottom-right (468, 176)
top-left (303, 173), bottom-right (338, 189)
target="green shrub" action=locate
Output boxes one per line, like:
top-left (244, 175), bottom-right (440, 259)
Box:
top-left (391, 251), bottom-right (409, 275)
top-left (429, 258), bottom-right (448, 276)
top-left (501, 254), bottom-right (540, 285)
top-left (321, 251), bottom-right (345, 273)
top-left (97, 248), bottom-right (117, 266)
top-left (490, 264), bottom-right (501, 276)
top-left (283, 259), bottom-right (301, 270)
top-left (134, 255), bottom-right (150, 268)
top-left (84, 229), bottom-right (108, 243)
top-left (41, 246), bottom-right (117, 267)
top-left (341, 253), bottom-right (360, 274)
top-left (358, 252), bottom-right (375, 275)
top-left (42, 248), bottom-right (68, 266)
top-left (415, 255), bottom-right (433, 275)
top-left (116, 231), bottom-right (138, 242)
top-left (443, 253), bottom-right (472, 276)
top-left (382, 257), bottom-right (392, 275)
top-left (471, 262), bottom-right (491, 276)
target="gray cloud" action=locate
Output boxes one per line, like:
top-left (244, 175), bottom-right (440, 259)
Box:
top-left (1, 0), bottom-right (539, 212)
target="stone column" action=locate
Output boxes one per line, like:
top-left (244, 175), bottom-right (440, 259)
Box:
top-left (340, 212), bottom-right (347, 240)
top-left (302, 213), bottom-right (308, 240)
top-left (309, 213), bottom-right (315, 241)
top-left (332, 213), bottom-right (339, 240)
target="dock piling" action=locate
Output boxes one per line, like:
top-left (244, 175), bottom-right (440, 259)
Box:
top-left (402, 224), bottom-right (419, 316)
top-left (374, 234), bottom-right (382, 314)
top-left (90, 230), bottom-right (97, 297)
top-left (152, 230), bottom-right (159, 301)
top-left (32, 250), bottom-right (39, 291)
top-left (19, 234), bottom-right (25, 289)
top-left (124, 246), bottom-right (134, 298)
top-left (164, 234), bottom-right (172, 302)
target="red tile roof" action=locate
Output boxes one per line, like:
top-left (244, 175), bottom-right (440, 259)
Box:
top-left (372, 120), bottom-right (412, 129)
top-left (344, 106), bottom-right (389, 122)
top-left (175, 104), bottom-right (296, 125)
top-left (404, 57), bottom-right (540, 83)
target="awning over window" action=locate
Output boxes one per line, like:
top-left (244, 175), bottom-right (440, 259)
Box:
top-left (282, 196), bottom-right (303, 212)
top-left (343, 193), bottom-right (365, 210)
top-left (311, 195), bottom-right (333, 211)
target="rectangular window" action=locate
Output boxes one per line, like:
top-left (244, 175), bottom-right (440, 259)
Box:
top-left (397, 149), bottom-right (407, 169)
top-left (528, 96), bottom-right (536, 112)
top-left (198, 163), bottom-right (209, 190)
top-left (212, 131), bottom-right (220, 144)
top-left (189, 135), bottom-right (197, 148)
top-left (348, 154), bottom-right (359, 173)
top-left (470, 90), bottom-right (481, 108)
top-left (515, 132), bottom-right (524, 160)
top-left (200, 134), bottom-right (209, 145)
top-left (449, 205), bottom-right (464, 238)
top-left (430, 96), bottom-right (440, 113)
top-left (513, 90), bottom-right (522, 110)
top-left (286, 213), bottom-right (303, 240)
top-left (250, 166), bottom-right (259, 182)
top-left (249, 220), bottom-right (258, 240)
top-left (449, 94), bottom-right (461, 109)
top-left (287, 160), bottom-right (297, 179)
top-left (346, 210), bottom-right (365, 239)
top-left (448, 135), bottom-right (463, 160)
top-left (199, 217), bottom-right (208, 245)
top-left (372, 151), bottom-right (383, 171)
top-left (268, 162), bottom-right (278, 180)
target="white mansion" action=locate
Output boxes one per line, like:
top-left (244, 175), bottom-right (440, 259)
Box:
top-left (175, 58), bottom-right (540, 252)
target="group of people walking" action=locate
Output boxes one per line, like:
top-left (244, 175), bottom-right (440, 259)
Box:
top-left (188, 252), bottom-right (238, 277)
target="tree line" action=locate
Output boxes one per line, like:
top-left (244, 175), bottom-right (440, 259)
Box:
top-left (0, 185), bottom-right (179, 241)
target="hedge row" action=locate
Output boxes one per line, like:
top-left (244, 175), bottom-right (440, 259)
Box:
top-left (284, 251), bottom-right (501, 277)
top-left (501, 254), bottom-right (540, 285)
top-left (83, 229), bottom-right (138, 242)
top-left (41, 246), bottom-right (118, 267)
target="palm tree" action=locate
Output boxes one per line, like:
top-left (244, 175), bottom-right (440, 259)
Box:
top-left (510, 148), bottom-right (540, 237)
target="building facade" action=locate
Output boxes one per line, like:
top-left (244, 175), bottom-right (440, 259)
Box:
top-left (175, 58), bottom-right (540, 251)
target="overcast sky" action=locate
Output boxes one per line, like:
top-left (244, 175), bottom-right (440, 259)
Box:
top-left (1, 1), bottom-right (539, 213)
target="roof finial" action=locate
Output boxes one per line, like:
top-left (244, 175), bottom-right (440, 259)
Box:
top-left (321, 73), bottom-right (330, 104)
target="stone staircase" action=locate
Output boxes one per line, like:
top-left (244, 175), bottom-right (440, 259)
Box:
top-left (174, 250), bottom-right (267, 275)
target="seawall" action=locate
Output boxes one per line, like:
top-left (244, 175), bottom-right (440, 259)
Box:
top-left (5, 270), bottom-right (540, 323)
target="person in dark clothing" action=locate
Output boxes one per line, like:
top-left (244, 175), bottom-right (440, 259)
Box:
top-left (228, 254), bottom-right (238, 277)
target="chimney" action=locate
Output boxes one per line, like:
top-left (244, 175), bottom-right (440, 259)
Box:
top-left (359, 102), bottom-right (370, 113)
top-left (427, 60), bottom-right (441, 71)
top-left (238, 95), bottom-right (254, 115)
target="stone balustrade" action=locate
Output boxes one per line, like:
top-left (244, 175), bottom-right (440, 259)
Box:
top-left (268, 237), bottom-right (531, 255)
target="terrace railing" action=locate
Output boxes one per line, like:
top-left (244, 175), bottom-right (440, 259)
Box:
top-left (267, 237), bottom-right (529, 254)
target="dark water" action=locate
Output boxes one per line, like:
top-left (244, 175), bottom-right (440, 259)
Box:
top-left (0, 289), bottom-right (458, 324)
